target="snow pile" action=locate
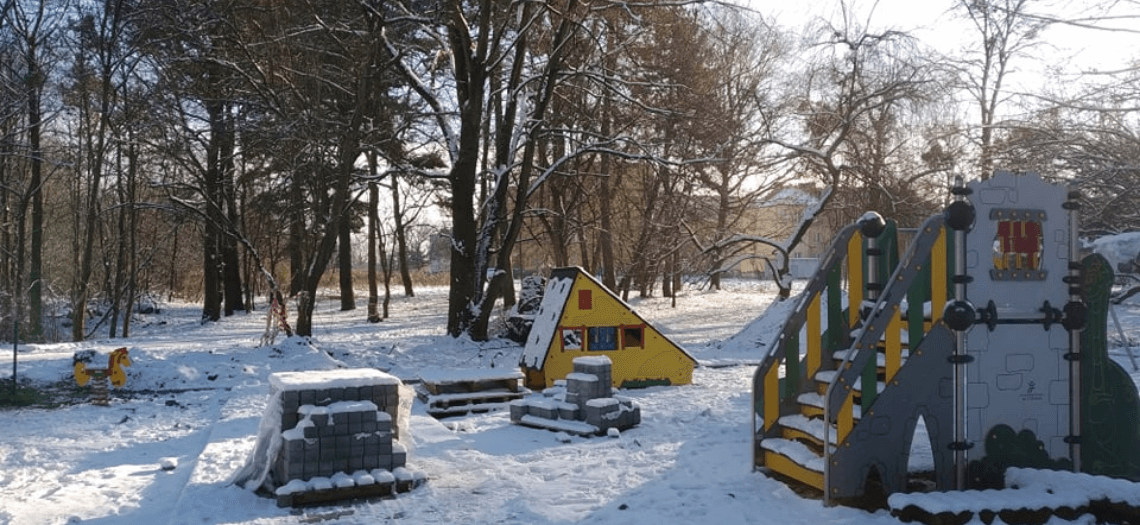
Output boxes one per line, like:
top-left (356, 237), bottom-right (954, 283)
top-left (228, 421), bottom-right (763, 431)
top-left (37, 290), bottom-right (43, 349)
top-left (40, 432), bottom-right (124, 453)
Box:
top-left (1089, 231), bottom-right (1140, 275)
top-left (888, 468), bottom-right (1140, 523)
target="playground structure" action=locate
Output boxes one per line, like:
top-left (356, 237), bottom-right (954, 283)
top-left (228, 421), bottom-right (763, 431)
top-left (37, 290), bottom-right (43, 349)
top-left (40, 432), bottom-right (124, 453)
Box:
top-left (73, 347), bottom-right (131, 406)
top-left (520, 266), bottom-right (697, 390)
top-left (752, 172), bottom-right (1140, 510)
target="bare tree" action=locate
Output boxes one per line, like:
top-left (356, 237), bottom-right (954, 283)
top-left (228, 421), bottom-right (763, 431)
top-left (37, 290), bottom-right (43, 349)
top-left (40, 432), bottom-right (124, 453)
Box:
top-left (748, 4), bottom-right (937, 296)
top-left (950, 0), bottom-right (1047, 179)
top-left (5, 0), bottom-right (65, 339)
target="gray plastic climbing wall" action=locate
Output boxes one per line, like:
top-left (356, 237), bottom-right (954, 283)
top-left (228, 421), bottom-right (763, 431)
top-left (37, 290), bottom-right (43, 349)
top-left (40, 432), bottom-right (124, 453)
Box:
top-left (963, 171), bottom-right (1074, 465)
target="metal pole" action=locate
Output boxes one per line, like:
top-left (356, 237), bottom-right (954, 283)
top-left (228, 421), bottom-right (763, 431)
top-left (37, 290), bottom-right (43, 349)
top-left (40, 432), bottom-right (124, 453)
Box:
top-left (953, 226), bottom-right (968, 490)
top-left (946, 176), bottom-right (973, 491)
top-left (1067, 190), bottom-right (1082, 473)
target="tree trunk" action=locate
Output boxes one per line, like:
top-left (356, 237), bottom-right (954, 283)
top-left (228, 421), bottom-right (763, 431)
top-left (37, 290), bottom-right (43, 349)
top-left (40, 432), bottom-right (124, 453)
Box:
top-left (110, 145), bottom-right (127, 338)
top-left (201, 98), bottom-right (224, 322)
top-left (221, 106), bottom-right (244, 315)
top-left (467, 1), bottom-right (579, 339)
top-left (367, 154), bottom-right (381, 323)
top-left (391, 173), bottom-right (414, 297)
top-left (288, 169), bottom-right (305, 297)
top-left (598, 20), bottom-right (618, 291)
top-left (27, 45), bottom-right (43, 340)
top-left (123, 136), bottom-right (139, 338)
top-left (338, 209), bottom-right (355, 311)
top-left (444, 2), bottom-right (486, 336)
top-left (380, 222), bottom-right (392, 320)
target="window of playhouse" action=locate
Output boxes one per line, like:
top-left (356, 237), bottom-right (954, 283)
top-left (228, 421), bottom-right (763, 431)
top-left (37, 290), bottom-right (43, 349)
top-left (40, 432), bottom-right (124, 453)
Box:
top-left (588, 326), bottom-right (618, 351)
top-left (578, 289), bottom-right (593, 310)
top-left (561, 327), bottom-right (584, 351)
top-left (622, 326), bottom-right (644, 349)
top-left (991, 216), bottom-right (1046, 281)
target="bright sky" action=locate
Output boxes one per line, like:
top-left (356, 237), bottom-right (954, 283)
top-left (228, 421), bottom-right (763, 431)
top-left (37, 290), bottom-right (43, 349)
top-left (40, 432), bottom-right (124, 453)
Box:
top-left (742, 0), bottom-right (1140, 76)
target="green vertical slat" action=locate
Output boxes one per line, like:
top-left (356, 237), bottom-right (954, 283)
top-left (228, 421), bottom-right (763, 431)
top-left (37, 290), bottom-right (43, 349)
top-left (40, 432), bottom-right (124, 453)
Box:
top-left (784, 332), bottom-right (800, 398)
top-left (827, 264), bottom-right (844, 351)
top-left (909, 255), bottom-right (931, 349)
top-left (861, 357), bottom-right (877, 409)
top-left (882, 220), bottom-right (899, 281)
top-left (864, 220), bottom-right (900, 285)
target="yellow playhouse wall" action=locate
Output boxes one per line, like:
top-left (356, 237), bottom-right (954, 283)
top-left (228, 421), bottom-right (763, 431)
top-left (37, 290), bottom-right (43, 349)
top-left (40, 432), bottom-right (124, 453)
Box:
top-left (538, 275), bottom-right (696, 389)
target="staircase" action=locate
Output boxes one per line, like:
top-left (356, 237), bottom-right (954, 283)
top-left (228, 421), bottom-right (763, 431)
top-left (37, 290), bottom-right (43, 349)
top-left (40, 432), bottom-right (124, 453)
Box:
top-left (753, 212), bottom-right (958, 503)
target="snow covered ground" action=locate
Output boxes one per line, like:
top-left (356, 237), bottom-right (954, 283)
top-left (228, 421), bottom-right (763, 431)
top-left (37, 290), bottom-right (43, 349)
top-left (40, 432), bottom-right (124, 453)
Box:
top-left (1, 278), bottom-right (1138, 525)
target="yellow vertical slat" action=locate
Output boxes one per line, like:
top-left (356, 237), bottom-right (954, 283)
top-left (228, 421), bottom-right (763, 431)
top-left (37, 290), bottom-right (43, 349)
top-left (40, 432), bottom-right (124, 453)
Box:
top-left (764, 364), bottom-right (779, 431)
top-left (847, 232), bottom-right (864, 328)
top-left (807, 294), bottom-right (821, 378)
top-left (886, 308), bottom-right (902, 380)
top-left (837, 394), bottom-right (855, 443)
top-left (931, 227), bottom-right (947, 324)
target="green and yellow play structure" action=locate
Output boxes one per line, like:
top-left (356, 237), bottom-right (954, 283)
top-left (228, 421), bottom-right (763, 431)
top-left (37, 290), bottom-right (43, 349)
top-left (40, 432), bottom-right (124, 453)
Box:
top-left (520, 267), bottom-right (697, 390)
top-left (753, 171), bottom-right (1140, 504)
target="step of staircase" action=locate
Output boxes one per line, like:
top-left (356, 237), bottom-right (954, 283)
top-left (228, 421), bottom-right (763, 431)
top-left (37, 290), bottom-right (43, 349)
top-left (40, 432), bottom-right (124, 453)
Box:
top-left (813, 370), bottom-right (885, 395)
top-left (778, 413), bottom-right (837, 448)
top-left (796, 391), bottom-right (862, 420)
top-left (759, 437), bottom-right (826, 490)
top-left (831, 349), bottom-right (910, 368)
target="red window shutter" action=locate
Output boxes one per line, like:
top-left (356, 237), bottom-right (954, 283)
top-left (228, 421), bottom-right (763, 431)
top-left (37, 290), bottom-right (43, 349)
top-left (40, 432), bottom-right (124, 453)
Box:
top-left (578, 290), bottom-right (592, 310)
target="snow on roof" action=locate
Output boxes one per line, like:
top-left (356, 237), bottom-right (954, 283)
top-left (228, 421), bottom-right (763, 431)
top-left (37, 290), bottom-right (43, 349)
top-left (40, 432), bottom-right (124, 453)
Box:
top-left (268, 368), bottom-right (400, 392)
top-left (520, 270), bottom-right (577, 369)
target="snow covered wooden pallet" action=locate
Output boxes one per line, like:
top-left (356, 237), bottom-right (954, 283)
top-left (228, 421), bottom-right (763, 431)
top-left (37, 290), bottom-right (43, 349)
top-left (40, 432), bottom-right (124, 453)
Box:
top-left (416, 368), bottom-right (527, 417)
top-left (417, 388), bottom-right (526, 417)
top-left (417, 368), bottom-right (525, 395)
top-left (888, 468), bottom-right (1140, 525)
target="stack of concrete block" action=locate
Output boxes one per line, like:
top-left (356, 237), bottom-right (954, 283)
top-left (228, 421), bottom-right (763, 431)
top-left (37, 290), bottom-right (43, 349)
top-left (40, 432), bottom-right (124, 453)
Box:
top-left (254, 369), bottom-right (424, 507)
top-left (510, 355), bottom-right (640, 436)
top-left (273, 400), bottom-right (405, 483)
top-left (564, 355), bottom-right (612, 411)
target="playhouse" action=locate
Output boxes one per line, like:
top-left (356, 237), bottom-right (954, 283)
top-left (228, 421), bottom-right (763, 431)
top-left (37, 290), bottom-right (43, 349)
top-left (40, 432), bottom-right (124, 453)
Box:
top-left (520, 267), bottom-right (697, 390)
top-left (751, 171), bottom-right (1140, 515)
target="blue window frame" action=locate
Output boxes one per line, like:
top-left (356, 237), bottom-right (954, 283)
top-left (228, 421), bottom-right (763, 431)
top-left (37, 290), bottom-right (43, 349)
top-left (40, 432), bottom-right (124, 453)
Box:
top-left (588, 326), bottom-right (618, 351)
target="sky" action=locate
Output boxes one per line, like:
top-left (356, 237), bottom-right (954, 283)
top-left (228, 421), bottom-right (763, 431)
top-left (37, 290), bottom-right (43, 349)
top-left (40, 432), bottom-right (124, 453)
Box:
top-left (741, 0), bottom-right (1140, 77)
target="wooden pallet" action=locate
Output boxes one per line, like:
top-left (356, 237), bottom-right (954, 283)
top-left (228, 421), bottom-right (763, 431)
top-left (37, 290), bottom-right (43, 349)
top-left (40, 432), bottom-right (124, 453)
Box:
top-left (416, 369), bottom-right (528, 418)
top-left (419, 388), bottom-right (525, 417)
